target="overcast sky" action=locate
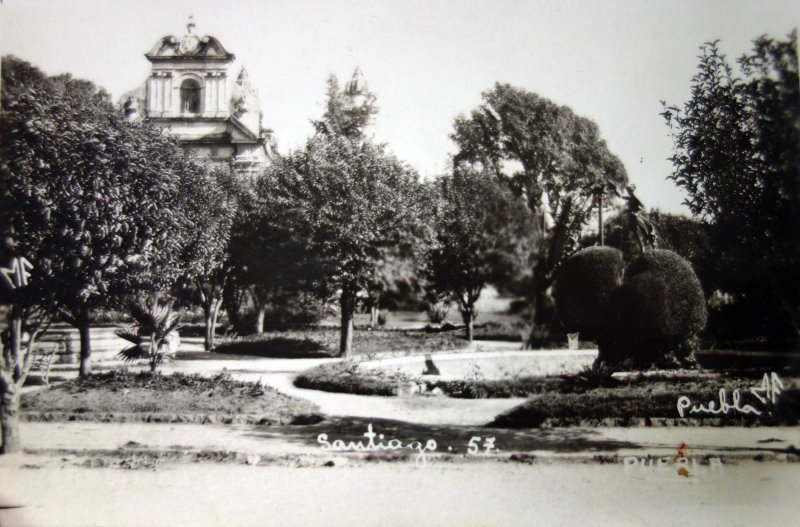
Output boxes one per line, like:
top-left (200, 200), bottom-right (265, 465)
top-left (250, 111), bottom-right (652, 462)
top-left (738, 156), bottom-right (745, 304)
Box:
top-left (1, 0), bottom-right (798, 214)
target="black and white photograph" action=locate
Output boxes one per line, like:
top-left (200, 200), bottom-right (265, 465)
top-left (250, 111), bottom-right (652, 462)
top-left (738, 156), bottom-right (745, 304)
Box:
top-left (1, 1), bottom-right (799, 525)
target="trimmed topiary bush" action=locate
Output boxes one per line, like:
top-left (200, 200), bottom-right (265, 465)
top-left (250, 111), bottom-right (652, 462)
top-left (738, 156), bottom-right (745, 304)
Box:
top-left (553, 247), bottom-right (625, 339)
top-left (600, 249), bottom-right (707, 368)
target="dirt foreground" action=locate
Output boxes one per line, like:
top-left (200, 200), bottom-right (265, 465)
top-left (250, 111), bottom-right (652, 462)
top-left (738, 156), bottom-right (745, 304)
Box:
top-left (1, 420), bottom-right (799, 526)
top-left (1, 455), bottom-right (797, 527)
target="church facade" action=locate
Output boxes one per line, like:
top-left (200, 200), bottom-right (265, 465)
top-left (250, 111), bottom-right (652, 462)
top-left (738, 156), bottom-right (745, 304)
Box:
top-left (122, 20), bottom-right (275, 180)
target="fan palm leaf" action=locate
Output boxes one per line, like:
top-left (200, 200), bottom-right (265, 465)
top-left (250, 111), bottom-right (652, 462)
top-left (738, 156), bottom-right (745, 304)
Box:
top-left (115, 329), bottom-right (143, 346)
top-left (118, 345), bottom-right (148, 363)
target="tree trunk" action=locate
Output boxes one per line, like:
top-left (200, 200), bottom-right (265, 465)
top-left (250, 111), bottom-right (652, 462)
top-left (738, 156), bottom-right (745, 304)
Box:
top-left (203, 302), bottom-right (214, 351)
top-left (370, 305), bottom-right (378, 328)
top-left (222, 281), bottom-right (245, 334)
top-left (11, 318), bottom-right (23, 382)
top-left (210, 300), bottom-right (221, 350)
top-left (598, 192), bottom-right (604, 246)
top-left (339, 290), bottom-right (356, 357)
top-left (524, 284), bottom-right (550, 350)
top-left (0, 383), bottom-right (21, 454)
top-left (461, 309), bottom-right (474, 343)
top-left (77, 315), bottom-right (92, 378)
top-left (255, 305), bottom-right (266, 335)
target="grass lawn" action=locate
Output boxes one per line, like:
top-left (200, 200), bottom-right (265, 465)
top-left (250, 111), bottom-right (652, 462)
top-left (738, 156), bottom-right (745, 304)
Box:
top-left (22, 370), bottom-right (321, 425)
top-left (213, 328), bottom-right (469, 358)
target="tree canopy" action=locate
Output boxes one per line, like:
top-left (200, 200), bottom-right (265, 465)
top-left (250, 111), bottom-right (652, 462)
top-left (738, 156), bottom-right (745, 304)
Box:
top-left (451, 83), bottom-right (628, 338)
top-left (261, 134), bottom-right (427, 356)
top-left (662, 32), bottom-right (800, 341)
top-left (1, 55), bottom-right (206, 374)
top-left (426, 167), bottom-right (537, 341)
top-left (175, 166), bottom-right (240, 349)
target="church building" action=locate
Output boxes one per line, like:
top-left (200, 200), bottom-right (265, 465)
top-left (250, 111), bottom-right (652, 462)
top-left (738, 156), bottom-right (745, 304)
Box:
top-left (122, 19), bottom-right (275, 180)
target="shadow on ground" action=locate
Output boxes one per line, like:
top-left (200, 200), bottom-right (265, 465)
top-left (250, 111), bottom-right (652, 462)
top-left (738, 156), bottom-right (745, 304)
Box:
top-left (207, 338), bottom-right (336, 359)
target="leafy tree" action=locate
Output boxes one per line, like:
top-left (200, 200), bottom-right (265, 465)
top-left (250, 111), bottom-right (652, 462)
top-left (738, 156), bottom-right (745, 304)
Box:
top-left (176, 167), bottom-right (239, 349)
top-left (451, 83), bottom-right (627, 346)
top-left (427, 168), bottom-right (537, 341)
top-left (226, 71), bottom-right (382, 337)
top-left (262, 135), bottom-right (427, 356)
top-left (1, 56), bottom-right (201, 376)
top-left (662, 32), bottom-right (800, 342)
top-left (226, 183), bottom-right (325, 334)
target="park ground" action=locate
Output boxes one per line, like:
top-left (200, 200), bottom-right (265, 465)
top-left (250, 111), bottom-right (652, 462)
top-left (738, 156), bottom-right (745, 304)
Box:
top-left (3, 294), bottom-right (799, 527)
top-left (1, 455), bottom-right (798, 527)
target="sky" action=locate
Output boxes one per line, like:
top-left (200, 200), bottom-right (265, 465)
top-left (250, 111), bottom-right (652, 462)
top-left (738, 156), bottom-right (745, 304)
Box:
top-left (1, 0), bottom-right (798, 214)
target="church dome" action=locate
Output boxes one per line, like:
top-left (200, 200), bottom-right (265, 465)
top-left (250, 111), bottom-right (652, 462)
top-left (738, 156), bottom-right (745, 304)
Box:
top-left (344, 67), bottom-right (368, 95)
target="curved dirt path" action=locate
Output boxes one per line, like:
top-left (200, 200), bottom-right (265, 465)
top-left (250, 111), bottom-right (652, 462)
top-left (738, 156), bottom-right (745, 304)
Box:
top-left (162, 340), bottom-right (570, 426)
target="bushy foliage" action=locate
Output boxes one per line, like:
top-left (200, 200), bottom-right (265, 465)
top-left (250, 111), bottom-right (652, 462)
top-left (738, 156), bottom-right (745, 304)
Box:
top-left (175, 167), bottom-right (240, 350)
top-left (259, 134), bottom-right (429, 356)
top-left (451, 83), bottom-right (628, 345)
top-left (662, 32), bottom-right (800, 343)
top-left (1, 56), bottom-right (209, 376)
top-left (601, 250), bottom-right (707, 367)
top-left (233, 293), bottom-right (330, 334)
top-left (425, 300), bottom-right (451, 324)
top-left (554, 246), bottom-right (707, 368)
top-left (553, 246), bottom-right (624, 338)
top-left (426, 167), bottom-right (536, 341)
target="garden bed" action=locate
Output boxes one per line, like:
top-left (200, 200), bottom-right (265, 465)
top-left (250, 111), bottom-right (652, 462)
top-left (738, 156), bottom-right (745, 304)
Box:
top-left (22, 370), bottom-right (322, 425)
top-left (489, 373), bottom-right (800, 427)
top-left (295, 360), bottom-right (800, 426)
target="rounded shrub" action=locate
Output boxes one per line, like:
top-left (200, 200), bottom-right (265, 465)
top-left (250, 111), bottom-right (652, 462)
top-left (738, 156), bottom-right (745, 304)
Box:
top-left (600, 249), bottom-right (707, 368)
top-left (553, 246), bottom-right (625, 338)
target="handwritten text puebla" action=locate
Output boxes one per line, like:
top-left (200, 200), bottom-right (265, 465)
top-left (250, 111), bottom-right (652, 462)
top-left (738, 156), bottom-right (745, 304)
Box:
top-left (677, 372), bottom-right (784, 418)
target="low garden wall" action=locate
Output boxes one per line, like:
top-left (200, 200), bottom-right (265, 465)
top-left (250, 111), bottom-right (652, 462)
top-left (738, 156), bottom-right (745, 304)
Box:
top-left (38, 324), bottom-right (129, 364)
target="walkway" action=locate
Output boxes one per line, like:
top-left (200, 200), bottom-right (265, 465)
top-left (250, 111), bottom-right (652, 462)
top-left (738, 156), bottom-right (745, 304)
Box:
top-left (161, 340), bottom-right (536, 426)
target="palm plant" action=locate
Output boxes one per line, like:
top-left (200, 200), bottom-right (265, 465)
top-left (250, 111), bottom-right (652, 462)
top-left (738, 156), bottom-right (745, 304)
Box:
top-left (116, 297), bottom-right (181, 373)
top-left (571, 361), bottom-right (619, 389)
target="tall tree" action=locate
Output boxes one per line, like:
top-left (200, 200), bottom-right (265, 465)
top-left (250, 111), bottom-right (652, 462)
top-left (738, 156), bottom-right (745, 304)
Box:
top-left (426, 168), bottom-right (537, 342)
top-left (175, 166), bottom-right (239, 350)
top-left (662, 32), bottom-right (800, 341)
top-left (1, 56), bottom-right (201, 376)
top-left (451, 83), bottom-right (627, 345)
top-left (262, 135), bottom-right (427, 356)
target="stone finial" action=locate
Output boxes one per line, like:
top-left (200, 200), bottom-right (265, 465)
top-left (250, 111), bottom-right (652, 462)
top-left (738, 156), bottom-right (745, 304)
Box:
top-left (178, 15), bottom-right (200, 55)
top-left (237, 67), bottom-right (250, 86)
